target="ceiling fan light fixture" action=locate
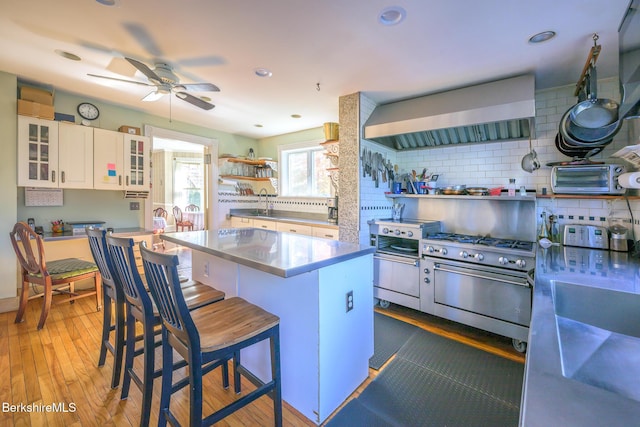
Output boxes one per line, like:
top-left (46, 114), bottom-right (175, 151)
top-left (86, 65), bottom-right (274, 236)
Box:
top-left (55, 49), bottom-right (81, 61)
top-left (528, 31), bottom-right (556, 44)
top-left (378, 6), bottom-right (406, 26)
top-left (142, 90), bottom-right (165, 102)
top-left (254, 68), bottom-right (273, 78)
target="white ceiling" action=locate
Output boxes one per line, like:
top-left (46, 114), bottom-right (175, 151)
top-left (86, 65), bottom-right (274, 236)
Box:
top-left (0, 0), bottom-right (632, 140)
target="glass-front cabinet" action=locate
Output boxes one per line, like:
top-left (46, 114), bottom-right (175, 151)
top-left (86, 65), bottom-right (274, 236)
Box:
top-left (18, 116), bottom-right (59, 188)
top-left (125, 135), bottom-right (150, 191)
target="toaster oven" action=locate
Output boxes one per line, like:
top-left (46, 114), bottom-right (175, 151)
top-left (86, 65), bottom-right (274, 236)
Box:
top-left (551, 164), bottom-right (626, 195)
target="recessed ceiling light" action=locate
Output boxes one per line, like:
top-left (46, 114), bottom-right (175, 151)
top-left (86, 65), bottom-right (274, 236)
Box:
top-left (378, 6), bottom-right (406, 26)
top-left (291, 114), bottom-right (302, 119)
top-left (254, 68), bottom-right (273, 78)
top-left (55, 50), bottom-right (81, 61)
top-left (528, 31), bottom-right (556, 44)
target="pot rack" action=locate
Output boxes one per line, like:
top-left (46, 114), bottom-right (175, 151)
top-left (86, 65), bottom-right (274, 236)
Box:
top-left (574, 34), bottom-right (601, 97)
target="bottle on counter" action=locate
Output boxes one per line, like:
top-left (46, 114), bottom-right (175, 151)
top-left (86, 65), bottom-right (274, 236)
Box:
top-left (508, 178), bottom-right (516, 197)
top-left (538, 211), bottom-right (549, 240)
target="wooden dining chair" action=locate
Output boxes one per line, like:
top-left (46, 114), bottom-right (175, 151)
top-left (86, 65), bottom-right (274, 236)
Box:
top-left (140, 242), bottom-right (282, 427)
top-left (10, 221), bottom-right (102, 330)
top-left (153, 207), bottom-right (168, 249)
top-left (86, 228), bottom-right (126, 389)
top-left (184, 203), bottom-right (200, 212)
top-left (173, 206), bottom-right (194, 231)
top-left (107, 235), bottom-right (226, 427)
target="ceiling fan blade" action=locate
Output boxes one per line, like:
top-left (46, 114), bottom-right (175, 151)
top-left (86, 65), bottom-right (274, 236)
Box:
top-left (142, 90), bottom-right (165, 102)
top-left (175, 92), bottom-right (215, 110)
top-left (177, 83), bottom-right (221, 92)
top-left (125, 57), bottom-right (162, 84)
top-left (122, 22), bottom-right (163, 57)
top-left (87, 73), bottom-right (153, 87)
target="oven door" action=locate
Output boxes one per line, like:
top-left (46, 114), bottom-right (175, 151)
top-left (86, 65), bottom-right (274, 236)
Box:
top-left (374, 253), bottom-right (420, 309)
top-left (432, 259), bottom-right (531, 327)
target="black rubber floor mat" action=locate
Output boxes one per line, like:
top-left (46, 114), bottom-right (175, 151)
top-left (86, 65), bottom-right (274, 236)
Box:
top-left (369, 313), bottom-right (419, 370)
top-left (397, 329), bottom-right (524, 407)
top-left (324, 398), bottom-right (395, 427)
top-left (334, 325), bottom-right (524, 426)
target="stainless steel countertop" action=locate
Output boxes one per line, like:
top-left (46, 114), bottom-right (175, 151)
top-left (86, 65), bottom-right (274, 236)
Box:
top-left (160, 228), bottom-right (374, 278)
top-left (521, 246), bottom-right (640, 426)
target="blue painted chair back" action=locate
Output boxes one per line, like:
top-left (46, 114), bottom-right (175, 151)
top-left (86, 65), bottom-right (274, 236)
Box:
top-left (139, 242), bottom-right (199, 349)
top-left (86, 228), bottom-right (121, 297)
top-left (106, 235), bottom-right (154, 316)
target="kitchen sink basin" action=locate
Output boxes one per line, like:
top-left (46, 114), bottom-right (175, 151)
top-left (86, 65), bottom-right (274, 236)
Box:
top-left (552, 280), bottom-right (640, 401)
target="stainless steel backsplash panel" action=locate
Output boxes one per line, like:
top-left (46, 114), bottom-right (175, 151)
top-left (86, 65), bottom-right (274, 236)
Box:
top-left (408, 198), bottom-right (537, 242)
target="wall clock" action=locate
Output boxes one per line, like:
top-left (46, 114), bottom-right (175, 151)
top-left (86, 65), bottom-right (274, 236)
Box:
top-left (77, 102), bottom-right (99, 121)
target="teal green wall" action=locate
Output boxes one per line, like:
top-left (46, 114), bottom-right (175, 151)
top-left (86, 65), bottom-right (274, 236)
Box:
top-left (0, 71), bottom-right (18, 299)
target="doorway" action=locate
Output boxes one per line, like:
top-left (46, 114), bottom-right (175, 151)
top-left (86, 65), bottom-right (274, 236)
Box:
top-left (144, 126), bottom-right (219, 232)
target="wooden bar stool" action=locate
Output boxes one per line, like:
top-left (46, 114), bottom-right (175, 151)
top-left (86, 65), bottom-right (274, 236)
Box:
top-left (140, 242), bottom-right (282, 427)
top-left (107, 235), bottom-right (226, 427)
top-left (10, 222), bottom-right (102, 330)
top-left (86, 228), bottom-right (126, 390)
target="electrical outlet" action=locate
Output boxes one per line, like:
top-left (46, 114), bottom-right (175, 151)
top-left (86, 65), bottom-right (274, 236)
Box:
top-left (130, 201), bottom-right (140, 210)
top-left (203, 261), bottom-right (210, 278)
top-left (346, 290), bottom-right (353, 312)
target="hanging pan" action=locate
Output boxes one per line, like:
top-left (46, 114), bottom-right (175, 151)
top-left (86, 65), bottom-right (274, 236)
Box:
top-left (569, 64), bottom-right (619, 129)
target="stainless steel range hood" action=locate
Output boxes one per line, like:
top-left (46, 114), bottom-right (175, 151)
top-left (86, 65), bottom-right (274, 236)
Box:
top-left (364, 75), bottom-right (536, 150)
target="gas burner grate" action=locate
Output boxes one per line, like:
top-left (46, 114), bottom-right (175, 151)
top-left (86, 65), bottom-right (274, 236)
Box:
top-left (426, 234), bottom-right (535, 252)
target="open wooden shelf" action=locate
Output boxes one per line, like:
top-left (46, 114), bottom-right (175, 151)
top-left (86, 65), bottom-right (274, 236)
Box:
top-left (537, 194), bottom-right (640, 200)
top-left (220, 175), bottom-right (272, 181)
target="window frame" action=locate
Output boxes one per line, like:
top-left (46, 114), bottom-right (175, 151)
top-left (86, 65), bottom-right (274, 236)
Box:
top-left (277, 139), bottom-right (332, 198)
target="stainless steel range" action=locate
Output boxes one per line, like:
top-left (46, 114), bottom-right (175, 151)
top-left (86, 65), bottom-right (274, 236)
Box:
top-left (420, 232), bottom-right (536, 352)
top-left (370, 219), bottom-right (441, 311)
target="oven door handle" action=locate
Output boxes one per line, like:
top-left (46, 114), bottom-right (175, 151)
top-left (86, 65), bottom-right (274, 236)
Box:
top-left (374, 254), bottom-right (419, 267)
top-left (433, 265), bottom-right (528, 287)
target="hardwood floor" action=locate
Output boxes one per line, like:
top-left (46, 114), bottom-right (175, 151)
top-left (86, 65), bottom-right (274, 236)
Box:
top-left (1, 247), bottom-right (525, 426)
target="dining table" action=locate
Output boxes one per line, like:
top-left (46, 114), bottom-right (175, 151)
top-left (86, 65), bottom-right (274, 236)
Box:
top-left (183, 211), bottom-right (204, 230)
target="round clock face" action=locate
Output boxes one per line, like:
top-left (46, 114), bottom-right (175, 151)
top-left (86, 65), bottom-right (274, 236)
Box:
top-left (77, 102), bottom-right (99, 120)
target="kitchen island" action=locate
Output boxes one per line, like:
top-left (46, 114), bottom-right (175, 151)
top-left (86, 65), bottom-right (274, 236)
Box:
top-left (160, 228), bottom-right (375, 425)
top-left (521, 245), bottom-right (640, 426)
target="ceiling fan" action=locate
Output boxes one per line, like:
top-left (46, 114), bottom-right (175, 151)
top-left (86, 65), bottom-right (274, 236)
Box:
top-left (88, 57), bottom-right (219, 110)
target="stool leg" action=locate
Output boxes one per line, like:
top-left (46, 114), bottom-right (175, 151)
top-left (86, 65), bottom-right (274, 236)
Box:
top-left (158, 328), bottom-right (173, 427)
top-left (271, 327), bottom-right (283, 427)
top-left (189, 353), bottom-right (204, 427)
top-left (98, 292), bottom-right (112, 368)
top-left (110, 300), bottom-right (126, 389)
top-left (233, 350), bottom-right (241, 394)
top-left (120, 310), bottom-right (136, 400)
top-left (139, 317), bottom-right (156, 427)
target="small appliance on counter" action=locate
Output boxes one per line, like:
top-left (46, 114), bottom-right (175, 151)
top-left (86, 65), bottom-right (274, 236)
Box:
top-left (563, 224), bottom-right (609, 250)
top-left (608, 217), bottom-right (631, 252)
top-left (327, 197), bottom-right (338, 223)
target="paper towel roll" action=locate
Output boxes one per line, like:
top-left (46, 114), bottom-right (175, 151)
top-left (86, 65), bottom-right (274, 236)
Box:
top-left (618, 172), bottom-right (640, 188)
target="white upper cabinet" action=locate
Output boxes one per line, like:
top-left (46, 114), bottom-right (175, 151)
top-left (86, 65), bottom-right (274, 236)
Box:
top-left (18, 117), bottom-right (93, 189)
top-left (57, 122), bottom-right (93, 189)
top-left (93, 128), bottom-right (150, 191)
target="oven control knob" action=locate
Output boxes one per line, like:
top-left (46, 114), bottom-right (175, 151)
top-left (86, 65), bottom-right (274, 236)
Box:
top-left (459, 251), bottom-right (469, 258)
top-left (426, 245), bottom-right (435, 253)
top-left (407, 231), bottom-right (413, 237)
top-left (441, 248), bottom-right (448, 255)
top-left (516, 259), bottom-right (526, 268)
top-left (498, 256), bottom-right (509, 265)
top-left (394, 229), bottom-right (401, 236)
top-left (423, 268), bottom-right (430, 274)
top-left (474, 253), bottom-right (484, 261)
top-left (382, 227), bottom-right (389, 234)
top-left (424, 277), bottom-right (430, 284)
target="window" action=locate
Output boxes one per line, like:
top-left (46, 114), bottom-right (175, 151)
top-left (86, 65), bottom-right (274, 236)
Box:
top-left (173, 157), bottom-right (204, 208)
top-left (278, 141), bottom-right (332, 197)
